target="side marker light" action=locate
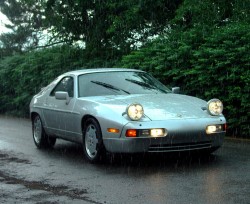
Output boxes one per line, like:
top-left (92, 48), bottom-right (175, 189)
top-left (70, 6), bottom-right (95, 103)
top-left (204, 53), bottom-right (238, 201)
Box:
top-left (107, 128), bottom-right (120, 133)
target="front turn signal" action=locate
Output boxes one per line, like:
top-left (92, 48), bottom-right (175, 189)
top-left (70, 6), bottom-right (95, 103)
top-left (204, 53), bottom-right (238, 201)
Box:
top-left (107, 128), bottom-right (120, 133)
top-left (126, 129), bottom-right (137, 137)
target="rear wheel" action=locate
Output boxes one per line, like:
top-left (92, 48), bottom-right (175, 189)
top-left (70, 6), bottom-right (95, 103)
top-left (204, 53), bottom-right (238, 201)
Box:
top-left (83, 118), bottom-right (106, 163)
top-left (32, 115), bottom-right (56, 148)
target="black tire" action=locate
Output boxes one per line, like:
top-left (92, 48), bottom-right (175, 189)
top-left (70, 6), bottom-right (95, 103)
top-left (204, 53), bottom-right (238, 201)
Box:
top-left (82, 118), bottom-right (106, 163)
top-left (32, 115), bottom-right (56, 148)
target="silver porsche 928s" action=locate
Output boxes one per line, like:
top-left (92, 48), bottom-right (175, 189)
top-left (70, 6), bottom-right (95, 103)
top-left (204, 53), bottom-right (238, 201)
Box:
top-left (30, 68), bottom-right (226, 163)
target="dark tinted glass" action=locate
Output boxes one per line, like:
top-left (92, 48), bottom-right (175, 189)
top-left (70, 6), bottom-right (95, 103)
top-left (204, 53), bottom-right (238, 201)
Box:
top-left (78, 71), bottom-right (170, 97)
top-left (50, 77), bottom-right (74, 97)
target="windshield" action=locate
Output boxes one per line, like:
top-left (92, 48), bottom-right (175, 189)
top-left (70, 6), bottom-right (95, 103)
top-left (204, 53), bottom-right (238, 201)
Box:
top-left (78, 71), bottom-right (170, 97)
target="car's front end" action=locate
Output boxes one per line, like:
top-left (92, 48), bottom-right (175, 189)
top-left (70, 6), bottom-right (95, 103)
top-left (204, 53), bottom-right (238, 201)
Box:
top-left (104, 117), bottom-right (226, 153)
top-left (97, 94), bottom-right (226, 154)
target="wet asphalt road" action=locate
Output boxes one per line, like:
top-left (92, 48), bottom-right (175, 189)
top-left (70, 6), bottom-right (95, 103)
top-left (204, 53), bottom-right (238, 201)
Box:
top-left (0, 115), bottom-right (249, 204)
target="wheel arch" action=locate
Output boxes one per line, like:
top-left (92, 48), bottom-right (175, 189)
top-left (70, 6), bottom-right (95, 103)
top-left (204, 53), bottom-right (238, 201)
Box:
top-left (81, 115), bottom-right (101, 132)
top-left (81, 114), bottom-right (106, 162)
top-left (30, 111), bottom-right (47, 135)
top-left (31, 112), bottom-right (39, 121)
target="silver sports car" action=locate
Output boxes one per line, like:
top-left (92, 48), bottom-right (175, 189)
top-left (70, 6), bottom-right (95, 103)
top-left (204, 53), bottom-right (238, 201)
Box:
top-left (30, 68), bottom-right (226, 162)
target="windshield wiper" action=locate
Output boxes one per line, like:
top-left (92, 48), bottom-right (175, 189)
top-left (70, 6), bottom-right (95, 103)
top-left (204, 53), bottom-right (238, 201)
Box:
top-left (125, 78), bottom-right (169, 93)
top-left (125, 78), bottom-right (156, 89)
top-left (91, 81), bottom-right (130, 94)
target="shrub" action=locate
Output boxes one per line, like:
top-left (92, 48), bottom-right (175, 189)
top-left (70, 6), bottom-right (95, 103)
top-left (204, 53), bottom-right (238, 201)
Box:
top-left (0, 45), bottom-right (119, 116)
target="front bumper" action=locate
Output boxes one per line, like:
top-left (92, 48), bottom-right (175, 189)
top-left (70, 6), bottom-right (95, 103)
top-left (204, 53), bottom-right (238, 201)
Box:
top-left (103, 117), bottom-right (226, 153)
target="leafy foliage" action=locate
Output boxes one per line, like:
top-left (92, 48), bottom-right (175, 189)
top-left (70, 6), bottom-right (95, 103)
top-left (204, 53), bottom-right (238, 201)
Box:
top-left (44, 0), bottom-right (181, 52)
top-left (0, 45), bottom-right (119, 116)
top-left (0, 0), bottom-right (44, 56)
top-left (174, 0), bottom-right (250, 28)
top-left (0, 0), bottom-right (182, 56)
top-left (191, 23), bottom-right (250, 137)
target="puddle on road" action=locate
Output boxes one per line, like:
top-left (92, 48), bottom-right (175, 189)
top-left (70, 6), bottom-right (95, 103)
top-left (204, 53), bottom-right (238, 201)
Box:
top-left (0, 150), bottom-right (99, 204)
top-left (0, 170), bottom-right (88, 200)
top-left (0, 151), bottom-right (31, 164)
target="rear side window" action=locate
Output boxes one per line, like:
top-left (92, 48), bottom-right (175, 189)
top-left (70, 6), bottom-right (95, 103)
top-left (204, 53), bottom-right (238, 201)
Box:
top-left (50, 76), bottom-right (74, 97)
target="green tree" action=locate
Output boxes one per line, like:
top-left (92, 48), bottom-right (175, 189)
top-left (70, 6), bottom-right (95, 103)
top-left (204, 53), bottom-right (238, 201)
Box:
top-left (44, 0), bottom-right (182, 54)
top-left (0, 0), bottom-right (182, 57)
top-left (174, 0), bottom-right (250, 29)
top-left (0, 0), bottom-right (45, 56)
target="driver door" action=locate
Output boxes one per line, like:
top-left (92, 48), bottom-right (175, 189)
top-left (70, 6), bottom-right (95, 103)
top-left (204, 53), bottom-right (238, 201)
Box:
top-left (43, 76), bottom-right (78, 139)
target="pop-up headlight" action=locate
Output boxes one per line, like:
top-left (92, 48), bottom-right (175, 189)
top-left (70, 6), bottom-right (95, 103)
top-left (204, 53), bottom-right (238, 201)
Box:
top-left (207, 99), bottom-right (223, 116)
top-left (126, 103), bottom-right (144, 121)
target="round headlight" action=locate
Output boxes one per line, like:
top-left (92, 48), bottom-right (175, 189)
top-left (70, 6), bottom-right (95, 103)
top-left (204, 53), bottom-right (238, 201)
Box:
top-left (126, 103), bottom-right (144, 121)
top-left (207, 99), bottom-right (223, 116)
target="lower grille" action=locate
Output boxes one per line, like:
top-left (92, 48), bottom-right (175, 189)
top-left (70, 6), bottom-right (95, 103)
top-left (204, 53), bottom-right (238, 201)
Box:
top-left (148, 142), bottom-right (212, 152)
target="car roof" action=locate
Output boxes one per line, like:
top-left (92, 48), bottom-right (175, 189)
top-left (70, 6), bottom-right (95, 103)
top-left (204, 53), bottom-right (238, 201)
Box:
top-left (63, 68), bottom-right (144, 76)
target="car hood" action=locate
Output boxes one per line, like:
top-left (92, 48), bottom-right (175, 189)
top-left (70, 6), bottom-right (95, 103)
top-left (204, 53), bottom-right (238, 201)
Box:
top-left (84, 94), bottom-right (209, 120)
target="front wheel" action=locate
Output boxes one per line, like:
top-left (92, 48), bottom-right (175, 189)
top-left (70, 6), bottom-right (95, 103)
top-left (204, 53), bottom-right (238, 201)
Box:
top-left (32, 115), bottom-right (56, 148)
top-left (82, 118), bottom-right (106, 163)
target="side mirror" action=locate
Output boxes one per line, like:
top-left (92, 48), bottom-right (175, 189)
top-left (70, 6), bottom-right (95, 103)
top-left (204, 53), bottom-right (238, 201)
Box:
top-left (55, 91), bottom-right (70, 104)
top-left (172, 87), bottom-right (180, 94)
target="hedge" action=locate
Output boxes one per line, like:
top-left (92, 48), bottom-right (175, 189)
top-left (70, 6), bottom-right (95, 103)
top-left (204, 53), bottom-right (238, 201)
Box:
top-left (0, 45), bottom-right (119, 116)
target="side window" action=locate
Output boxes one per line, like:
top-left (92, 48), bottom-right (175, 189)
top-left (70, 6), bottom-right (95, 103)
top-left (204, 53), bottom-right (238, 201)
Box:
top-left (50, 76), bottom-right (74, 97)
